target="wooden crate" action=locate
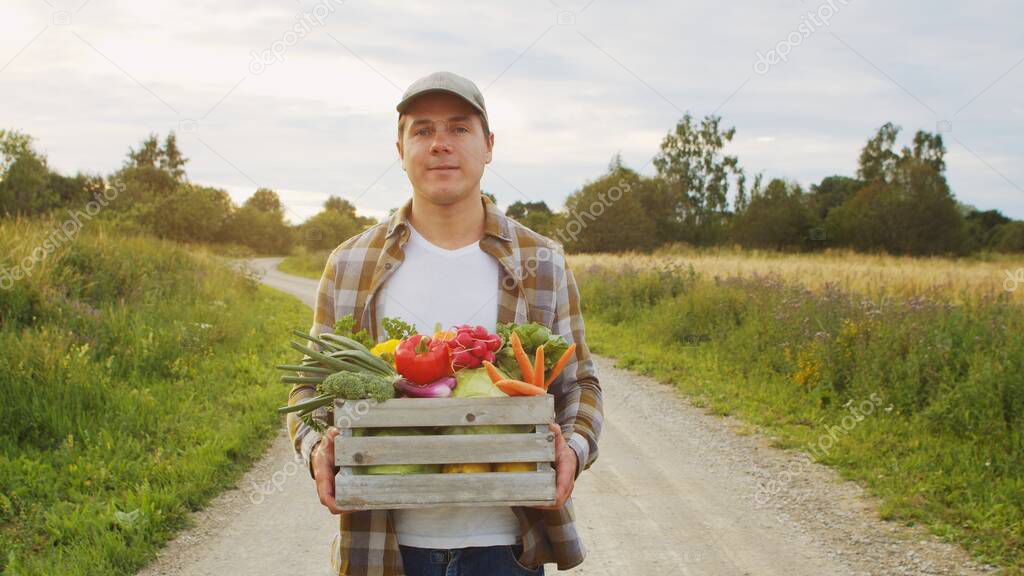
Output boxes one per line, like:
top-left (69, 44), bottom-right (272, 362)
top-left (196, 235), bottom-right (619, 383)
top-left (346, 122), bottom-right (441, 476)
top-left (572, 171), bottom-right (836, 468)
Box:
top-left (333, 395), bottom-right (557, 510)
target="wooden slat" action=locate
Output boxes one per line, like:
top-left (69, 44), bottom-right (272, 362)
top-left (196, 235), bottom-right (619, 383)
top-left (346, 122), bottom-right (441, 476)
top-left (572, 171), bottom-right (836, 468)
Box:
top-left (336, 432), bottom-right (554, 466)
top-left (333, 396), bottom-right (554, 428)
top-left (336, 471), bottom-right (556, 510)
top-left (536, 424), bottom-right (549, 473)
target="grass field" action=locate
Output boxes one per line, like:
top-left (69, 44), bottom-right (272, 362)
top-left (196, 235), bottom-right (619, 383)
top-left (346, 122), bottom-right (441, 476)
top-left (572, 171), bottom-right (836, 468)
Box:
top-left (575, 243), bottom-right (1024, 304)
top-left (573, 261), bottom-right (1023, 572)
top-left (281, 244), bottom-right (1024, 303)
top-left (0, 218), bottom-right (310, 575)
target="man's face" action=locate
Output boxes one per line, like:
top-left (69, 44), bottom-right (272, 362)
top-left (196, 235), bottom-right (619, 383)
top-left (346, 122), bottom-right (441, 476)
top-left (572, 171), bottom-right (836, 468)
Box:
top-left (396, 91), bottom-right (494, 206)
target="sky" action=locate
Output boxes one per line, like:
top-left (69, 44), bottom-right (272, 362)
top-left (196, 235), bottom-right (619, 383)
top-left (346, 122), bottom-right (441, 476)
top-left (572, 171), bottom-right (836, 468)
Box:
top-left (1, 0), bottom-right (1022, 224)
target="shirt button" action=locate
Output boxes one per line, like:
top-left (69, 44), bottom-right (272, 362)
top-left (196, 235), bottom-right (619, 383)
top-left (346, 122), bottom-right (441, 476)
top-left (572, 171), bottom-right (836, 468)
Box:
top-left (384, 262), bottom-right (393, 270)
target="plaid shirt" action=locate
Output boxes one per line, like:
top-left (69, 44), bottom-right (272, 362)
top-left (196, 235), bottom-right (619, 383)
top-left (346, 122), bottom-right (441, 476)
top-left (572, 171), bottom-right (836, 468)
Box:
top-left (286, 194), bottom-right (603, 575)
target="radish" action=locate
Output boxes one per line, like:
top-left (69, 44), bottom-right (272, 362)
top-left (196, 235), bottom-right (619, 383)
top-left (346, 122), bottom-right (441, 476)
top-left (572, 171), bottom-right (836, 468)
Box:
top-left (446, 324), bottom-right (504, 370)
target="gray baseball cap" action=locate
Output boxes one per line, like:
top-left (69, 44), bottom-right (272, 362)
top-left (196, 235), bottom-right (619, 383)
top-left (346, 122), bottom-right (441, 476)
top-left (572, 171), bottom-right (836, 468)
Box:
top-left (396, 71), bottom-right (489, 130)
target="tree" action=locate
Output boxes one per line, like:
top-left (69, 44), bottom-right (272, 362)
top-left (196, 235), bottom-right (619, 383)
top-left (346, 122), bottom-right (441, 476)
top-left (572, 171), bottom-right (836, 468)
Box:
top-left (964, 209), bottom-right (1012, 252)
top-left (632, 174), bottom-right (681, 246)
top-left (218, 188), bottom-right (295, 254)
top-left (506, 200), bottom-right (559, 238)
top-left (731, 179), bottom-right (816, 250)
top-left (127, 134), bottom-right (162, 170)
top-left (808, 176), bottom-right (863, 220)
top-left (857, 122), bottom-right (900, 183)
top-left (112, 132), bottom-right (188, 211)
top-left (160, 132), bottom-right (188, 181)
top-left (246, 187), bottom-right (285, 215)
top-left (561, 163), bottom-right (657, 253)
top-left (222, 207), bottom-right (293, 254)
top-left (144, 184), bottom-right (234, 243)
top-left (827, 124), bottom-right (964, 255)
top-left (48, 172), bottom-right (104, 208)
top-left (299, 196), bottom-right (376, 251)
top-left (991, 221), bottom-right (1024, 252)
top-left (652, 113), bottom-right (743, 245)
top-left (894, 157), bottom-right (964, 254)
top-left (0, 129), bottom-right (56, 216)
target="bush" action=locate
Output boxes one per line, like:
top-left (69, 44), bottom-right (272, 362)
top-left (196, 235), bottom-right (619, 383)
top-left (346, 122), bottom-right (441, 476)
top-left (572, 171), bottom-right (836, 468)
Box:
top-left (0, 217), bottom-right (310, 575)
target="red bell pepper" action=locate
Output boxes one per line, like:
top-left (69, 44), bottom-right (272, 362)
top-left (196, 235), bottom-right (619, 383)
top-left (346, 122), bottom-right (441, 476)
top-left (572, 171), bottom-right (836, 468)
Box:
top-left (394, 334), bottom-right (453, 385)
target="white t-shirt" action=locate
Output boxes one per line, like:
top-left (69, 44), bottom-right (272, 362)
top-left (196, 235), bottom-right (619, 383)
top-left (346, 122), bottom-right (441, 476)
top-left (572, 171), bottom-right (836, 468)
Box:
top-left (375, 221), bottom-right (520, 549)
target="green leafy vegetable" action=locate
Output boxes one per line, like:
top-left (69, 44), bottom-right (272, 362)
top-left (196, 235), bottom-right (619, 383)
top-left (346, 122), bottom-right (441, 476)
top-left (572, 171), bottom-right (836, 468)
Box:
top-left (382, 316), bottom-right (417, 341)
top-left (335, 313), bottom-right (417, 347)
top-left (495, 322), bottom-right (569, 379)
top-left (334, 313), bottom-right (375, 350)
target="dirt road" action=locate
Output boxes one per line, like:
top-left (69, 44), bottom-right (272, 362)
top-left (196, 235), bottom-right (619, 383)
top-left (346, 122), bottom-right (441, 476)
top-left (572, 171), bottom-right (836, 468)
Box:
top-left (137, 257), bottom-right (993, 575)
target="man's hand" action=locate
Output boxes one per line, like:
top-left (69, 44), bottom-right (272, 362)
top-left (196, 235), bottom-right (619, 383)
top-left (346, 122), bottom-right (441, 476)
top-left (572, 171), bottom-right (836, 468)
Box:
top-left (529, 423), bottom-right (578, 511)
top-left (312, 426), bottom-right (359, 515)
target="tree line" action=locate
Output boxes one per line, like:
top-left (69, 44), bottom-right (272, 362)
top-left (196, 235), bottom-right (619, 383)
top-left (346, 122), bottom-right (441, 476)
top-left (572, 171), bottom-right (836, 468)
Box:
top-left (0, 130), bottom-right (374, 254)
top-left (2, 117), bottom-right (1022, 256)
top-left (509, 116), bottom-right (1024, 255)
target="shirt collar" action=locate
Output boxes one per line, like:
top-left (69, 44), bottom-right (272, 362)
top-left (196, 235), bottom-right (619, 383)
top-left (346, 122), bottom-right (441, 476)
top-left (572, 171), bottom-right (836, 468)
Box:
top-left (385, 194), bottom-right (513, 243)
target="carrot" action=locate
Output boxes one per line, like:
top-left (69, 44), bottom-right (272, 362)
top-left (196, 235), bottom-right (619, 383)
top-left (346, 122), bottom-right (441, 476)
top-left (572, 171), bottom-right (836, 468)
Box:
top-left (533, 345), bottom-right (544, 392)
top-left (544, 343), bottom-right (577, 389)
top-left (495, 378), bottom-right (546, 396)
top-left (482, 360), bottom-right (504, 384)
top-left (510, 332), bottom-right (535, 384)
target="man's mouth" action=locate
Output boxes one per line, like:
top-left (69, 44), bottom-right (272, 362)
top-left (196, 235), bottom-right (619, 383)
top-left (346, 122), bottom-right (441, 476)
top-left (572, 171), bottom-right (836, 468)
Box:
top-left (429, 165), bottom-right (459, 171)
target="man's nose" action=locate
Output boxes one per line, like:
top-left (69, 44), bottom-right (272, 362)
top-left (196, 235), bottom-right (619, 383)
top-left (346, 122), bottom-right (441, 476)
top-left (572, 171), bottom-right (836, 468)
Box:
top-left (430, 124), bottom-right (452, 152)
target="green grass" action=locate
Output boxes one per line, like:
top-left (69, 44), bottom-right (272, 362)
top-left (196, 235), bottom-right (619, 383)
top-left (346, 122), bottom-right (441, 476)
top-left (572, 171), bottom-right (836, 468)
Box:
top-left (576, 263), bottom-right (1023, 573)
top-left (278, 246), bottom-right (328, 280)
top-left (0, 218), bottom-right (310, 575)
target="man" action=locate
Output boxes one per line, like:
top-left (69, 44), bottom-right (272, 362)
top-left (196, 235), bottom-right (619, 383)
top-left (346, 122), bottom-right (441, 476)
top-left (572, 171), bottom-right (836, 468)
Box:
top-left (286, 71), bottom-right (603, 576)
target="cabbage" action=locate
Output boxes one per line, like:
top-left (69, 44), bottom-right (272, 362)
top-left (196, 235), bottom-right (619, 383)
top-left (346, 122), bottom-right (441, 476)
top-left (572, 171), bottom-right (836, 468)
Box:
top-left (452, 367), bottom-right (507, 398)
top-left (448, 370), bottom-right (530, 435)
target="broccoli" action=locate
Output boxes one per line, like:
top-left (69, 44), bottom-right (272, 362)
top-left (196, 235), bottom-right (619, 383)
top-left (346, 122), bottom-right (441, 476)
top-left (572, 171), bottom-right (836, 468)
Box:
top-left (319, 371), bottom-right (395, 404)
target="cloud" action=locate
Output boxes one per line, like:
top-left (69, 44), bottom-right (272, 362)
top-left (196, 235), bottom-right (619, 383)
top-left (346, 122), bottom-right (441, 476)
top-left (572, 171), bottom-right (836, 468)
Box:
top-left (1, 0), bottom-right (1021, 220)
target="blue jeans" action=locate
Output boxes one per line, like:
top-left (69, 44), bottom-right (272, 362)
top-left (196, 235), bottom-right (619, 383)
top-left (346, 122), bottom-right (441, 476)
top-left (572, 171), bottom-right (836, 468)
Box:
top-left (398, 542), bottom-right (544, 576)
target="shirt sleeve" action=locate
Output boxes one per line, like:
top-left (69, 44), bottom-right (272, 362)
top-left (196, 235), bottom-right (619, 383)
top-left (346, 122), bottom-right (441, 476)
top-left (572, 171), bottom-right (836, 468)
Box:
top-left (548, 259), bottom-right (603, 481)
top-left (286, 255), bottom-right (338, 481)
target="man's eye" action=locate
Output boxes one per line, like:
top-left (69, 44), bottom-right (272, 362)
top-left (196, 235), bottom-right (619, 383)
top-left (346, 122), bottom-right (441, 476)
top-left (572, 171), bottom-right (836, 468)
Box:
top-left (454, 126), bottom-right (469, 134)
top-left (415, 128), bottom-right (430, 136)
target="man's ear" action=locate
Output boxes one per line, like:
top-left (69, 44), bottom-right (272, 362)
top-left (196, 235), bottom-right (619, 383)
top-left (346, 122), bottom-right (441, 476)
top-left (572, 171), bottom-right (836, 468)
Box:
top-left (484, 132), bottom-right (494, 164)
top-left (396, 139), bottom-right (406, 171)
